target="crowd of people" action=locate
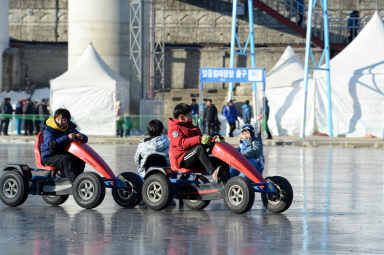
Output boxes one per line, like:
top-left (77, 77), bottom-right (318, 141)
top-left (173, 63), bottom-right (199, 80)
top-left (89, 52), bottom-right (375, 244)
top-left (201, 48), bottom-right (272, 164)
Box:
top-left (0, 97), bottom-right (50, 136)
top-left (189, 97), bottom-right (272, 139)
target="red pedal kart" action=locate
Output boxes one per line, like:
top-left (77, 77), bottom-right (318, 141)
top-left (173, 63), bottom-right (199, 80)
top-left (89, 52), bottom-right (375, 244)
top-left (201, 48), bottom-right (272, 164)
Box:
top-left (0, 133), bottom-right (143, 209)
top-left (142, 141), bottom-right (293, 214)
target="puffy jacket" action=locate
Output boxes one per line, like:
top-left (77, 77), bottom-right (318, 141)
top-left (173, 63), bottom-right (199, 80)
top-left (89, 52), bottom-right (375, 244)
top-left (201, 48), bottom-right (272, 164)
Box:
top-left (1, 103), bottom-right (13, 118)
top-left (203, 105), bottom-right (218, 124)
top-left (242, 104), bottom-right (252, 120)
top-left (23, 101), bottom-right (35, 114)
top-left (38, 104), bottom-right (49, 116)
top-left (134, 134), bottom-right (170, 176)
top-left (222, 105), bottom-right (238, 123)
top-left (168, 118), bottom-right (202, 169)
top-left (236, 137), bottom-right (263, 159)
top-left (40, 117), bottom-right (88, 164)
top-left (190, 103), bottom-right (199, 115)
top-left (15, 101), bottom-right (23, 114)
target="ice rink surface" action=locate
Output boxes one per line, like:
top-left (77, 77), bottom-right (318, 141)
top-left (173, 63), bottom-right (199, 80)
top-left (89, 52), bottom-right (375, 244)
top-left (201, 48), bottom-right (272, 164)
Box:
top-left (0, 144), bottom-right (383, 254)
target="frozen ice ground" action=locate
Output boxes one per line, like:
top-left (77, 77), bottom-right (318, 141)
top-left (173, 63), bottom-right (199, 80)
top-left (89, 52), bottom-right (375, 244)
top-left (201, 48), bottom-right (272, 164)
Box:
top-left (0, 144), bottom-right (383, 254)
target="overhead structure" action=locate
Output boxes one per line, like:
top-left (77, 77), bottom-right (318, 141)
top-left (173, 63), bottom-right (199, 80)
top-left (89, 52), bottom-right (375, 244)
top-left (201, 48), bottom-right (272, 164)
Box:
top-left (0, 0), bottom-right (9, 91)
top-left (301, 0), bottom-right (333, 138)
top-left (50, 44), bottom-right (130, 136)
top-left (129, 0), bottom-right (143, 99)
top-left (152, 0), bottom-right (166, 99)
top-left (229, 0), bottom-right (259, 122)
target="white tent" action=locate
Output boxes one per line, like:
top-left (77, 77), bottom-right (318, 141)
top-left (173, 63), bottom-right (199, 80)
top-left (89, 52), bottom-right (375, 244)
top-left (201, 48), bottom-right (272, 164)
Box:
top-left (0, 0), bottom-right (9, 91)
top-left (50, 44), bottom-right (130, 136)
top-left (265, 46), bottom-right (316, 136)
top-left (315, 12), bottom-right (384, 137)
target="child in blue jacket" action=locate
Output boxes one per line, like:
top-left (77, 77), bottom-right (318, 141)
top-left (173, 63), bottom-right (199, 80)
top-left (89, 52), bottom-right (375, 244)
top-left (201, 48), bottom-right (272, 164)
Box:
top-left (230, 124), bottom-right (264, 178)
top-left (40, 108), bottom-right (88, 183)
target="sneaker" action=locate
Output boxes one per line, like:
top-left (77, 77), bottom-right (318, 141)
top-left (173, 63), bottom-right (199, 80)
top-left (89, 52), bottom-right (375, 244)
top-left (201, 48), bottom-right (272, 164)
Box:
top-left (212, 166), bottom-right (222, 183)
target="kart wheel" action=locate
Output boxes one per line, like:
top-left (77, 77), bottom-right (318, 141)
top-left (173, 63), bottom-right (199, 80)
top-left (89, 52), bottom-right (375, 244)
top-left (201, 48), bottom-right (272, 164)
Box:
top-left (0, 171), bottom-right (29, 207)
top-left (224, 176), bottom-right (255, 214)
top-left (142, 173), bottom-right (173, 210)
top-left (183, 199), bottom-right (211, 210)
top-left (42, 195), bottom-right (69, 206)
top-left (112, 172), bottom-right (143, 208)
top-left (73, 172), bottom-right (106, 209)
top-left (261, 176), bottom-right (293, 213)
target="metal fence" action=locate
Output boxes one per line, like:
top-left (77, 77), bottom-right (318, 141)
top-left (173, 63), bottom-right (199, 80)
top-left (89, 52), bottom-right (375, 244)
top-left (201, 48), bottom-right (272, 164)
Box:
top-left (0, 114), bottom-right (170, 135)
top-left (258, 0), bottom-right (375, 44)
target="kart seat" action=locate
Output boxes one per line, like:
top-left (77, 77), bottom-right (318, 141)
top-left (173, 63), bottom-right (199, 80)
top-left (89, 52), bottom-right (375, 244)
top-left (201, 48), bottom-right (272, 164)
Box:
top-left (34, 132), bottom-right (58, 171)
top-left (144, 154), bottom-right (167, 170)
top-left (172, 167), bottom-right (207, 174)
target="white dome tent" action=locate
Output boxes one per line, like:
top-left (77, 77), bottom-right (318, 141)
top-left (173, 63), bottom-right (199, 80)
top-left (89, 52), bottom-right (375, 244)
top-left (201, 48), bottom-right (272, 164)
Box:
top-left (50, 44), bottom-right (130, 136)
top-left (265, 46), bottom-right (316, 136)
top-left (315, 12), bottom-right (384, 137)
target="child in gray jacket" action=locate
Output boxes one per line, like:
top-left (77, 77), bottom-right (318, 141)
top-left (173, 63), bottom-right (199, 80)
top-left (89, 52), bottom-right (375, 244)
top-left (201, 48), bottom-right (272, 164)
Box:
top-left (135, 119), bottom-right (170, 177)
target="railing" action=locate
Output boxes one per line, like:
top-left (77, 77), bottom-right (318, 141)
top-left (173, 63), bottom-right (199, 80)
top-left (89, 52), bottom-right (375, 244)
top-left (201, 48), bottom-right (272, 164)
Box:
top-left (116, 115), bottom-right (169, 135)
top-left (0, 114), bottom-right (169, 136)
top-left (256, 0), bottom-right (374, 44)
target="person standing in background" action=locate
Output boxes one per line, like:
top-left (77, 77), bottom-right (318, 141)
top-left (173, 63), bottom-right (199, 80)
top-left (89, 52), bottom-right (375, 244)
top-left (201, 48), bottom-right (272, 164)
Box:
top-left (15, 99), bottom-right (24, 135)
top-left (222, 99), bottom-right (238, 137)
top-left (258, 97), bottom-right (272, 139)
top-left (202, 98), bottom-right (207, 133)
top-left (348, 10), bottom-right (360, 42)
top-left (115, 101), bottom-right (124, 137)
top-left (36, 98), bottom-right (50, 134)
top-left (190, 98), bottom-right (199, 126)
top-left (296, 0), bottom-right (304, 27)
top-left (242, 100), bottom-right (252, 124)
top-left (23, 98), bottom-right (35, 136)
top-left (203, 99), bottom-right (218, 136)
top-left (0, 98), bottom-right (14, 136)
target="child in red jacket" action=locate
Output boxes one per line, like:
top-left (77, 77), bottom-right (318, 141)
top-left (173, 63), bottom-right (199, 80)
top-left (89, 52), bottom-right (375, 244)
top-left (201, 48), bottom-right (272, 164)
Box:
top-left (168, 103), bottom-right (227, 182)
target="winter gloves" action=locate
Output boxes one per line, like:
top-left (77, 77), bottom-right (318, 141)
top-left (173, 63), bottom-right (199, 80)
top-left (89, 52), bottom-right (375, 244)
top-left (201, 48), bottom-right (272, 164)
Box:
top-left (200, 135), bottom-right (211, 145)
top-left (214, 136), bottom-right (225, 142)
top-left (200, 135), bottom-right (225, 144)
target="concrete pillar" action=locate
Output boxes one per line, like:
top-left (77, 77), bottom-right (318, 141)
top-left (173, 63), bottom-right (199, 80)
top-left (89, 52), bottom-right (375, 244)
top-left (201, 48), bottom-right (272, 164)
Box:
top-left (68, 0), bottom-right (130, 81)
top-left (0, 0), bottom-right (10, 91)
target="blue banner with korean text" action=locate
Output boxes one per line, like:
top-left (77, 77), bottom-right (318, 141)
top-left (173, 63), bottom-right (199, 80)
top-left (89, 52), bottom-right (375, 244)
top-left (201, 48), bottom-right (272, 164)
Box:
top-left (199, 68), bottom-right (265, 83)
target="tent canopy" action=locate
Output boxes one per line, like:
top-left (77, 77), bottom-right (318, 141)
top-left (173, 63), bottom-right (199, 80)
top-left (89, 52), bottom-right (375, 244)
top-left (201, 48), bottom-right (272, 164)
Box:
top-left (266, 13), bottom-right (384, 138)
top-left (315, 12), bottom-right (384, 137)
top-left (265, 46), bottom-right (315, 136)
top-left (266, 46), bottom-right (304, 88)
top-left (50, 44), bottom-right (130, 136)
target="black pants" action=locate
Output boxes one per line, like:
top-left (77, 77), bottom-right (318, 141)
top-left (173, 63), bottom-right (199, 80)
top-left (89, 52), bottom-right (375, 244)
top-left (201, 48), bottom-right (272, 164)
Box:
top-left (24, 119), bottom-right (34, 135)
top-left (206, 122), bottom-right (216, 136)
top-left (297, 13), bottom-right (303, 26)
top-left (181, 145), bottom-right (216, 174)
top-left (228, 122), bottom-right (236, 137)
top-left (45, 153), bottom-right (85, 183)
top-left (0, 119), bottom-right (10, 135)
top-left (34, 120), bottom-right (41, 134)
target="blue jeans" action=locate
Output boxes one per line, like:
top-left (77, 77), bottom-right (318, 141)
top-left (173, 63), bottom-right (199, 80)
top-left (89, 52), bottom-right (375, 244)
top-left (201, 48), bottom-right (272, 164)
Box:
top-left (230, 158), bottom-right (264, 180)
top-left (16, 118), bottom-right (22, 135)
